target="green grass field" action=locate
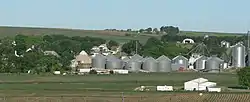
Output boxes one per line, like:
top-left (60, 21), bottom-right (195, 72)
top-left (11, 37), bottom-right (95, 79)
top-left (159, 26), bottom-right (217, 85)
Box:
top-left (0, 73), bottom-right (238, 92)
top-left (0, 26), bottom-right (244, 44)
top-left (0, 72), bottom-right (246, 102)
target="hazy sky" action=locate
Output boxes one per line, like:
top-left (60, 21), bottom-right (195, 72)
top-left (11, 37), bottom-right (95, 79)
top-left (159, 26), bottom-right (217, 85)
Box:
top-left (1, 0), bottom-right (250, 33)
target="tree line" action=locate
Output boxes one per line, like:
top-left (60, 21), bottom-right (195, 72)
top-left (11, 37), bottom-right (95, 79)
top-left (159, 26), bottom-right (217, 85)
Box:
top-left (0, 35), bottom-right (110, 74)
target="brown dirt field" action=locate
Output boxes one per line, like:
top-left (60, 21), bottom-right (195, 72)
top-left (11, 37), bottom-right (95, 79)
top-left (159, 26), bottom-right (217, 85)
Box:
top-left (1, 93), bottom-right (250, 102)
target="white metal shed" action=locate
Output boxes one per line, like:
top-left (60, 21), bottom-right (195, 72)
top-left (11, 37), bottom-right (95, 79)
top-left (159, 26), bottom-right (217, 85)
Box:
top-left (184, 78), bottom-right (217, 91)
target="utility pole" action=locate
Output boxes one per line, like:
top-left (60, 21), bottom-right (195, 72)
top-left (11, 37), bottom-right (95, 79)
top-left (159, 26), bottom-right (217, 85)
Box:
top-left (248, 31), bottom-right (250, 66)
top-left (121, 92), bottom-right (124, 102)
top-left (135, 40), bottom-right (138, 54)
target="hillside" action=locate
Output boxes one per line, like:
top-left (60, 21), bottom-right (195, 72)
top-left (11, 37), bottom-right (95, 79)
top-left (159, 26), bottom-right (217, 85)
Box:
top-left (0, 26), bottom-right (243, 43)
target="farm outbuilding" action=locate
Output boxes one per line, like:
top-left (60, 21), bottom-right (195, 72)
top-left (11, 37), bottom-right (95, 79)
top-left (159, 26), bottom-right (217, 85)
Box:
top-left (75, 54), bottom-right (92, 69)
top-left (125, 59), bottom-right (142, 72)
top-left (232, 43), bottom-right (246, 68)
top-left (157, 55), bottom-right (171, 72)
top-left (106, 58), bottom-right (123, 69)
top-left (142, 57), bottom-right (158, 72)
top-left (172, 55), bottom-right (188, 69)
top-left (205, 56), bottom-right (224, 73)
top-left (194, 56), bottom-right (207, 70)
top-left (92, 54), bottom-right (106, 69)
top-left (184, 78), bottom-right (217, 91)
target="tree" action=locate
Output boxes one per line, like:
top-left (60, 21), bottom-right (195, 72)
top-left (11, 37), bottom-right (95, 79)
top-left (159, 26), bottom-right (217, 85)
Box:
top-left (159, 26), bottom-right (179, 35)
top-left (122, 40), bottom-right (142, 55)
top-left (107, 40), bottom-right (119, 50)
top-left (127, 29), bottom-right (132, 32)
top-left (145, 27), bottom-right (152, 33)
top-left (153, 28), bottom-right (160, 34)
top-left (139, 29), bottom-right (144, 33)
top-left (237, 67), bottom-right (250, 88)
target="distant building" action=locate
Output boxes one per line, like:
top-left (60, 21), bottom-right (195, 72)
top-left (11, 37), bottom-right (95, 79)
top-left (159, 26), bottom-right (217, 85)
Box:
top-left (182, 38), bottom-right (195, 44)
top-left (44, 51), bottom-right (60, 57)
top-left (184, 78), bottom-right (218, 91)
top-left (90, 44), bottom-right (121, 56)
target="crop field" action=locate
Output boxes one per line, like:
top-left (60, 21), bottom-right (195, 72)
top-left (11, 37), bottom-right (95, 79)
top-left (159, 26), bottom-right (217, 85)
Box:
top-left (0, 93), bottom-right (250, 102)
top-left (0, 72), bottom-right (244, 101)
top-left (0, 26), bottom-right (243, 44)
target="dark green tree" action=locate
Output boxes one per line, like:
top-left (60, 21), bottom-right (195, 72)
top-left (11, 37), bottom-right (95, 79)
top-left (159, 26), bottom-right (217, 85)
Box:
top-left (122, 40), bottom-right (142, 55)
top-left (237, 67), bottom-right (250, 88)
top-left (107, 40), bottom-right (119, 50)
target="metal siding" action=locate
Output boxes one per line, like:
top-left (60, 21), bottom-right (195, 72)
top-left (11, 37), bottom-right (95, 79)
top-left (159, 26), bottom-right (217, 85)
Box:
top-left (125, 60), bottom-right (142, 72)
top-left (157, 55), bottom-right (172, 72)
top-left (106, 59), bottom-right (123, 69)
top-left (92, 54), bottom-right (106, 69)
top-left (173, 55), bottom-right (188, 69)
top-left (232, 44), bottom-right (246, 68)
top-left (195, 56), bottom-right (207, 70)
top-left (205, 57), bottom-right (223, 72)
top-left (143, 57), bottom-right (158, 72)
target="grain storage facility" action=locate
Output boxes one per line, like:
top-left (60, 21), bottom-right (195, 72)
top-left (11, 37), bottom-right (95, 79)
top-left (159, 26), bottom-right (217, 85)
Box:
top-left (172, 55), bottom-right (188, 69)
top-left (92, 54), bottom-right (106, 69)
top-left (194, 56), bottom-right (207, 70)
top-left (157, 55), bottom-right (171, 72)
top-left (205, 56), bottom-right (224, 73)
top-left (142, 57), bottom-right (158, 72)
top-left (125, 59), bottom-right (142, 72)
top-left (106, 57), bottom-right (123, 69)
top-left (232, 43), bottom-right (246, 68)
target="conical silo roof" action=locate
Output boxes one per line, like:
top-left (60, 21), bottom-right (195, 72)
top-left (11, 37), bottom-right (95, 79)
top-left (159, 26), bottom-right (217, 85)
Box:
top-left (106, 54), bottom-right (117, 61)
top-left (122, 57), bottom-right (130, 62)
top-left (173, 55), bottom-right (188, 61)
top-left (157, 55), bottom-right (171, 61)
top-left (145, 57), bottom-right (157, 62)
top-left (131, 54), bottom-right (143, 60)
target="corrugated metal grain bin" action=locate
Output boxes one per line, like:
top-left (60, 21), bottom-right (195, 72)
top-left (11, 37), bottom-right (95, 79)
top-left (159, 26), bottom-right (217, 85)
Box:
top-left (106, 59), bottom-right (123, 69)
top-left (92, 54), bottom-right (106, 69)
top-left (172, 55), bottom-right (188, 69)
top-left (232, 43), bottom-right (246, 68)
top-left (205, 56), bottom-right (224, 72)
top-left (194, 56), bottom-right (207, 70)
top-left (142, 57), bottom-right (158, 72)
top-left (157, 55), bottom-right (171, 72)
top-left (125, 59), bottom-right (142, 72)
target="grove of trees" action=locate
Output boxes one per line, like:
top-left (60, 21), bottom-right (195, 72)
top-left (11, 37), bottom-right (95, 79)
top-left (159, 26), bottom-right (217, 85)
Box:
top-left (0, 34), bottom-right (107, 74)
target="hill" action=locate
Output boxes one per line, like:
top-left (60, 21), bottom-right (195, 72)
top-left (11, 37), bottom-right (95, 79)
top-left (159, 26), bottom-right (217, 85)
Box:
top-left (0, 26), bottom-right (244, 43)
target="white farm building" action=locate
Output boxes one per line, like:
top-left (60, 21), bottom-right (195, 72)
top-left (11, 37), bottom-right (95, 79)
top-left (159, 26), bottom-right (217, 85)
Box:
top-left (184, 78), bottom-right (217, 91)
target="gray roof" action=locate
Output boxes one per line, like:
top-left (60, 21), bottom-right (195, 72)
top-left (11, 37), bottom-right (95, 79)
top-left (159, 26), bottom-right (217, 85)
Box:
top-left (173, 55), bottom-right (188, 60)
top-left (157, 55), bottom-right (171, 61)
top-left (131, 54), bottom-right (143, 60)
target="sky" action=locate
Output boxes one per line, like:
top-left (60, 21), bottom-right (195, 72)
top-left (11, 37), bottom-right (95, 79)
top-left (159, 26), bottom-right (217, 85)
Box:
top-left (1, 0), bottom-right (250, 33)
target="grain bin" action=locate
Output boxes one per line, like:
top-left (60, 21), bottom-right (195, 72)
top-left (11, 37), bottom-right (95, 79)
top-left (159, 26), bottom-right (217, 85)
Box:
top-left (157, 55), bottom-right (171, 72)
top-left (142, 57), bottom-right (158, 72)
top-left (205, 56), bottom-right (224, 72)
top-left (125, 59), bottom-right (142, 72)
top-left (232, 43), bottom-right (246, 68)
top-left (194, 56), bottom-right (207, 70)
top-left (172, 55), bottom-right (188, 69)
top-left (92, 54), bottom-right (106, 69)
top-left (106, 58), bottom-right (123, 69)
top-left (121, 56), bottom-right (130, 68)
